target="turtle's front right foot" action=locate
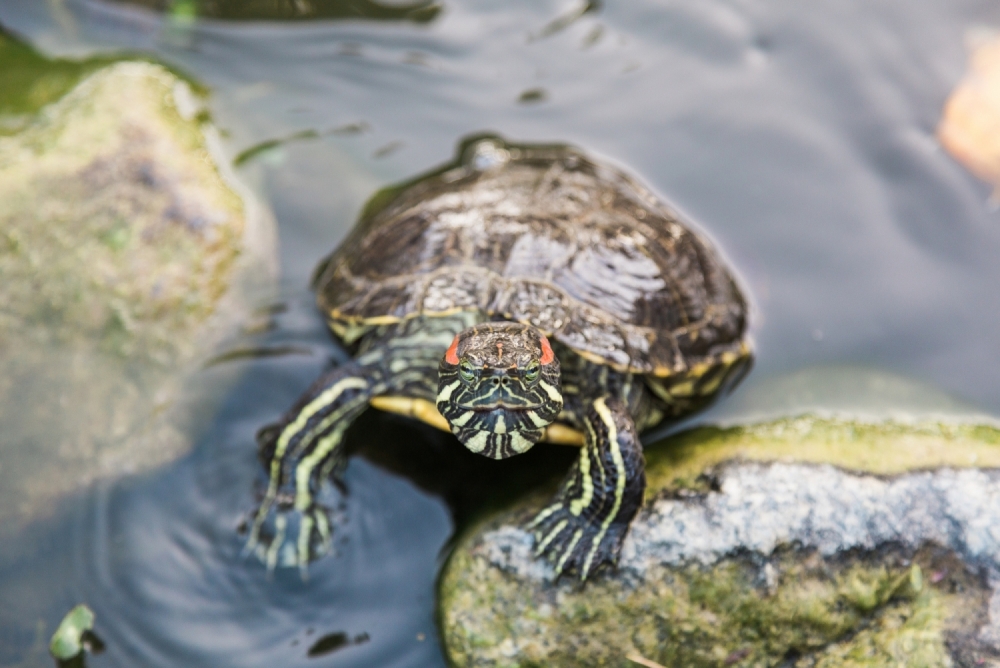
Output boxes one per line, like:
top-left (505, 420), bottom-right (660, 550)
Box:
top-left (243, 495), bottom-right (335, 576)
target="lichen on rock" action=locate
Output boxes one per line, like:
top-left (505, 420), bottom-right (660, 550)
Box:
top-left (439, 415), bottom-right (1000, 667)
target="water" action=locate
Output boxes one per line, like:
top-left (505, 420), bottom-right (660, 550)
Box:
top-left (2, 0), bottom-right (1000, 665)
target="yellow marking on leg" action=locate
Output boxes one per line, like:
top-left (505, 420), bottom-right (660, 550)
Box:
top-left (316, 511), bottom-right (331, 551)
top-left (266, 514), bottom-right (286, 572)
top-left (298, 513), bottom-right (314, 578)
top-left (294, 394), bottom-right (367, 510)
top-left (696, 366), bottom-right (728, 395)
top-left (556, 529), bottom-right (584, 574)
top-left (275, 377), bottom-right (369, 460)
top-left (668, 380), bottom-right (695, 397)
top-left (581, 398), bottom-right (627, 577)
top-left (527, 503), bottom-right (562, 529)
top-left (569, 428), bottom-right (594, 516)
top-left (535, 519), bottom-right (568, 554)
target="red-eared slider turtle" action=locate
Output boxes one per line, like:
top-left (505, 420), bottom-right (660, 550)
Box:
top-left (246, 135), bottom-right (752, 579)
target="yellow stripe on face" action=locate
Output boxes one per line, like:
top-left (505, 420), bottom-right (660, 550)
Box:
top-left (494, 414), bottom-right (506, 433)
top-left (464, 431), bottom-right (489, 453)
top-left (527, 410), bottom-right (548, 428)
top-left (539, 380), bottom-right (562, 403)
top-left (510, 431), bottom-right (533, 454)
top-left (581, 397), bottom-right (626, 577)
top-left (436, 380), bottom-right (461, 403)
top-left (450, 411), bottom-right (474, 427)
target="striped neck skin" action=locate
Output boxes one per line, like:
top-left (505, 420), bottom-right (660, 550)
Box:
top-left (436, 322), bottom-right (563, 460)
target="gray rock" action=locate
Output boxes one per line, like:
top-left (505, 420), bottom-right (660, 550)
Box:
top-left (0, 53), bottom-right (276, 529)
top-left (441, 407), bottom-right (1000, 667)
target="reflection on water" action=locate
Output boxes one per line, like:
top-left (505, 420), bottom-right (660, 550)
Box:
top-left (105, 0), bottom-right (442, 24)
top-left (2, 0), bottom-right (1000, 666)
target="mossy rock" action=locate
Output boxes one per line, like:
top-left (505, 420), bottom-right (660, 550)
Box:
top-left (0, 37), bottom-right (275, 528)
top-left (440, 415), bottom-right (1000, 667)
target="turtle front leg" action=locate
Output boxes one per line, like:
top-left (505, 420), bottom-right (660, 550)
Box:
top-left (526, 396), bottom-right (645, 580)
top-left (245, 361), bottom-right (379, 575)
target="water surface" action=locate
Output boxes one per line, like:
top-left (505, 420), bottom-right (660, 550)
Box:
top-left (2, 0), bottom-right (1000, 666)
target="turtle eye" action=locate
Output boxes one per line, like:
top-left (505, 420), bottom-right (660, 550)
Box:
top-left (524, 363), bottom-right (540, 382)
top-left (459, 360), bottom-right (476, 382)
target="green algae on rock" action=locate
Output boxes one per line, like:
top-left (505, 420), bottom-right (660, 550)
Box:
top-left (0, 60), bottom-right (247, 356)
top-left (439, 415), bottom-right (1000, 667)
top-left (0, 48), bottom-right (275, 528)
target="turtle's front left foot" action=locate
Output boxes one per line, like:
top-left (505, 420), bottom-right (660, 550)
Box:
top-left (526, 501), bottom-right (630, 579)
top-left (243, 494), bottom-right (335, 577)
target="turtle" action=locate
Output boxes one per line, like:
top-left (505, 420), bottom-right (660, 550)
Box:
top-left (245, 135), bottom-right (752, 579)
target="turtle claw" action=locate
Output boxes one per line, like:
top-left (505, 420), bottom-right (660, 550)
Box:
top-left (526, 502), bottom-right (628, 581)
top-left (244, 498), bottom-right (334, 576)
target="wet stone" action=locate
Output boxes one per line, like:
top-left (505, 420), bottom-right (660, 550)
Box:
top-left (439, 416), bottom-right (1000, 667)
top-left (0, 51), bottom-right (275, 529)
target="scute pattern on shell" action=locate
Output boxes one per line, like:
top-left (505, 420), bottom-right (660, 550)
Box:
top-left (314, 136), bottom-right (748, 376)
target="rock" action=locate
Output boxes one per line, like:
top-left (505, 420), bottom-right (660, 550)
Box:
top-left (440, 412), bottom-right (1000, 667)
top-left (0, 37), bottom-right (276, 529)
top-left (938, 30), bottom-right (1000, 192)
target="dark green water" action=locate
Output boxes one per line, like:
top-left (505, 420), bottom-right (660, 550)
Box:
top-left (2, 0), bottom-right (1000, 666)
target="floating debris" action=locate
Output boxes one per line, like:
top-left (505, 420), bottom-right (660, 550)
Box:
top-left (49, 605), bottom-right (102, 661)
top-left (939, 31), bottom-right (1000, 192)
top-left (531, 0), bottom-right (601, 41)
top-left (517, 87), bottom-right (547, 104)
top-left (373, 140), bottom-right (405, 158)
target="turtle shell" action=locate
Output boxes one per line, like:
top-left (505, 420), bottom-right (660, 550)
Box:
top-left (313, 135), bottom-right (748, 376)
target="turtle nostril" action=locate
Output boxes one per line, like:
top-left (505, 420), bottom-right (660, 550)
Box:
top-left (491, 378), bottom-right (501, 386)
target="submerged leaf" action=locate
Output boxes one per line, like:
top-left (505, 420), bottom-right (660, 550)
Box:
top-left (49, 605), bottom-right (95, 660)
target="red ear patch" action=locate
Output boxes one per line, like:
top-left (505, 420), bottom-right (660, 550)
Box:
top-left (445, 334), bottom-right (461, 365)
top-left (539, 335), bottom-right (555, 365)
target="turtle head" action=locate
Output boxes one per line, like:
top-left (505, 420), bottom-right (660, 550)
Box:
top-left (437, 322), bottom-right (563, 459)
